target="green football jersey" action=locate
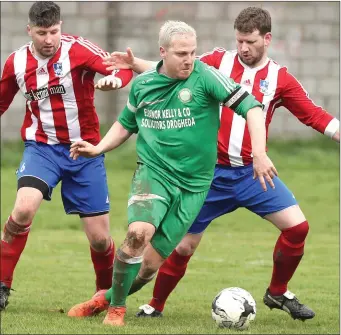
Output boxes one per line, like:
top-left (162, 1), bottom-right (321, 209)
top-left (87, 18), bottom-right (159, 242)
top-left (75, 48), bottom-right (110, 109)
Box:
top-left (118, 59), bottom-right (262, 192)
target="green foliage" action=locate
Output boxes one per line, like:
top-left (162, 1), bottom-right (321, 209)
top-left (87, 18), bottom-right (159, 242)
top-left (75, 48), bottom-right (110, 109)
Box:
top-left (0, 139), bottom-right (339, 334)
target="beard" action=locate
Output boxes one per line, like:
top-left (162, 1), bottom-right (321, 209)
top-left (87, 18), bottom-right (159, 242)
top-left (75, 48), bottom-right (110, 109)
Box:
top-left (238, 47), bottom-right (265, 67)
top-left (40, 46), bottom-right (58, 58)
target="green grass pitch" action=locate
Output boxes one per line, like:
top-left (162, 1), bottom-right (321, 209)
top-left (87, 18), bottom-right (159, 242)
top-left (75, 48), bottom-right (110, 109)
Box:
top-left (1, 137), bottom-right (339, 334)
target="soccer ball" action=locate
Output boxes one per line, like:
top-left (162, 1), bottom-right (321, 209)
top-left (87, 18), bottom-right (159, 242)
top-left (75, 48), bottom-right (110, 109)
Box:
top-left (211, 287), bottom-right (256, 330)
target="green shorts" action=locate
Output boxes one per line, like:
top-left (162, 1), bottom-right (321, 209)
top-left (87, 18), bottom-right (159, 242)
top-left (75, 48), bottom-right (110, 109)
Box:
top-left (127, 163), bottom-right (208, 258)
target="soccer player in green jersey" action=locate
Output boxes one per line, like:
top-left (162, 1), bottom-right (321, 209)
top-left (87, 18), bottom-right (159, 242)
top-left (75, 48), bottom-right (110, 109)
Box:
top-left (68, 20), bottom-right (277, 327)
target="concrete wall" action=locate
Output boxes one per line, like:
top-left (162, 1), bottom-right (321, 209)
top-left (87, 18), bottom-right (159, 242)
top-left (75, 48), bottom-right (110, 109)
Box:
top-left (1, 1), bottom-right (339, 141)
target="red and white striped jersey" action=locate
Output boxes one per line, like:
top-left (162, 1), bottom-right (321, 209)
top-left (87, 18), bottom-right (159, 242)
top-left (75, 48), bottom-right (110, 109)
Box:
top-left (0, 34), bottom-right (133, 145)
top-left (199, 48), bottom-right (339, 167)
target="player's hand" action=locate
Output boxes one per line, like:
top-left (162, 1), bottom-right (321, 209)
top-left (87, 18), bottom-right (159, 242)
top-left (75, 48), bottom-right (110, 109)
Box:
top-left (103, 47), bottom-right (135, 71)
top-left (95, 75), bottom-right (122, 91)
top-left (70, 141), bottom-right (101, 160)
top-left (252, 153), bottom-right (278, 191)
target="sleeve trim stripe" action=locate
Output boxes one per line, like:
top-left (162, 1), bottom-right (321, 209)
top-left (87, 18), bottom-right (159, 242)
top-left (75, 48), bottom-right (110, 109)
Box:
top-left (76, 37), bottom-right (109, 58)
top-left (324, 118), bottom-right (339, 138)
top-left (207, 68), bottom-right (235, 93)
top-left (127, 99), bottom-right (137, 113)
top-left (208, 67), bottom-right (235, 91)
top-left (214, 70), bottom-right (236, 91)
top-left (78, 36), bottom-right (109, 55)
top-left (198, 47), bottom-right (226, 59)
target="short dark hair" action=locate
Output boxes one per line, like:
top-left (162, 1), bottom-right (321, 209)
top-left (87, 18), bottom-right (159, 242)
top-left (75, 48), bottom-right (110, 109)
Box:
top-left (234, 7), bottom-right (271, 36)
top-left (28, 1), bottom-right (61, 28)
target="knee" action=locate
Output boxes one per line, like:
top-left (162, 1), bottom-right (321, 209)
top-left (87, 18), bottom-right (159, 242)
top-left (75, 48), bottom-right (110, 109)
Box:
top-left (90, 236), bottom-right (110, 252)
top-left (12, 203), bottom-right (36, 225)
top-left (283, 221), bottom-right (309, 244)
top-left (176, 234), bottom-right (201, 256)
top-left (125, 229), bottom-right (148, 251)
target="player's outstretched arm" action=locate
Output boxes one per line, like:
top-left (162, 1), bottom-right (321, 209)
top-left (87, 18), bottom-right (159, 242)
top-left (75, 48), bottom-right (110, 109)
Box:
top-left (70, 121), bottom-right (132, 160)
top-left (246, 106), bottom-right (278, 191)
top-left (104, 47), bottom-right (156, 74)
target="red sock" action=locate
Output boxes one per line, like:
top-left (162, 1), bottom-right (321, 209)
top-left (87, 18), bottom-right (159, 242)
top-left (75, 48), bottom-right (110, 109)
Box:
top-left (269, 221), bottom-right (309, 296)
top-left (1, 216), bottom-right (31, 288)
top-left (90, 238), bottom-right (115, 291)
top-left (149, 249), bottom-right (192, 312)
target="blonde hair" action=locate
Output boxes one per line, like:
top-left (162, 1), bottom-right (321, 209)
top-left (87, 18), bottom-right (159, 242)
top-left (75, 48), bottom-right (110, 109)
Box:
top-left (159, 20), bottom-right (197, 49)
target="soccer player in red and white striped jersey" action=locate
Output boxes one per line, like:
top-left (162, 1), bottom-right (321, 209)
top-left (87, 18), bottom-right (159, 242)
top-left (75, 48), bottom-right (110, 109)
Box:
top-left (0, 1), bottom-right (133, 311)
top-left (92, 7), bottom-right (340, 322)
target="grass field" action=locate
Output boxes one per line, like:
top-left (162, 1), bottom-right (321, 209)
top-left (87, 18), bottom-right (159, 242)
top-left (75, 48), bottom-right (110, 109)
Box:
top-left (0, 138), bottom-right (339, 334)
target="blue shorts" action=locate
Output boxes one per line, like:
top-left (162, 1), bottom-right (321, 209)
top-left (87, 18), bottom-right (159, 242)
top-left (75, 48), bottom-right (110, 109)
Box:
top-left (16, 141), bottom-right (110, 216)
top-left (188, 164), bottom-right (297, 234)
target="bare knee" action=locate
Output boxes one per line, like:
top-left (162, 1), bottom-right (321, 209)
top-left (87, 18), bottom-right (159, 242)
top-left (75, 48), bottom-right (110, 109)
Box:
top-left (176, 233), bottom-right (202, 256)
top-left (89, 236), bottom-right (110, 252)
top-left (12, 188), bottom-right (43, 225)
top-left (12, 200), bottom-right (37, 224)
top-left (122, 222), bottom-right (155, 255)
top-left (124, 229), bottom-right (147, 251)
top-left (83, 214), bottom-right (111, 252)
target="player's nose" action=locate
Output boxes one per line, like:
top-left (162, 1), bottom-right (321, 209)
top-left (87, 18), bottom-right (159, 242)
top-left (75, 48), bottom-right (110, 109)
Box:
top-left (240, 43), bottom-right (249, 52)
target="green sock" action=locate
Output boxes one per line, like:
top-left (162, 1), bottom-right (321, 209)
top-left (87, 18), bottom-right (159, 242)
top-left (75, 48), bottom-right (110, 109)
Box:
top-left (105, 288), bottom-right (112, 302)
top-left (110, 249), bottom-right (142, 307)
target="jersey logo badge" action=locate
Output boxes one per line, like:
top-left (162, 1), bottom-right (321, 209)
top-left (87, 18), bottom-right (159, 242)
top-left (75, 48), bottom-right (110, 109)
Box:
top-left (53, 62), bottom-right (63, 77)
top-left (178, 88), bottom-right (192, 103)
top-left (37, 67), bottom-right (47, 75)
top-left (243, 79), bottom-right (252, 86)
top-left (259, 79), bottom-right (269, 94)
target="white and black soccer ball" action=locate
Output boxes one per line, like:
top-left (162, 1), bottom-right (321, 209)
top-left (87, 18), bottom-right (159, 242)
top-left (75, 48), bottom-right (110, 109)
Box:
top-left (211, 287), bottom-right (256, 330)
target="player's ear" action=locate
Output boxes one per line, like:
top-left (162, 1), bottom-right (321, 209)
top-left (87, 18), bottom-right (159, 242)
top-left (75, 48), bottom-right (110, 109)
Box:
top-left (160, 46), bottom-right (166, 59)
top-left (264, 32), bottom-right (272, 47)
top-left (27, 24), bottom-right (32, 37)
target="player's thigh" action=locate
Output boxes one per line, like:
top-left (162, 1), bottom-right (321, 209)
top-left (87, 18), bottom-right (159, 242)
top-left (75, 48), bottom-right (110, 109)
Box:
top-left (61, 154), bottom-right (109, 216)
top-left (239, 175), bottom-right (298, 220)
top-left (16, 141), bottom-right (61, 201)
top-left (264, 205), bottom-right (306, 231)
top-left (151, 189), bottom-right (208, 259)
top-left (127, 164), bottom-right (170, 229)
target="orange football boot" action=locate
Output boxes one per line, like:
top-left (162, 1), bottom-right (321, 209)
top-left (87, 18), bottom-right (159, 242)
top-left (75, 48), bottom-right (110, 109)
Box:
top-left (67, 289), bottom-right (109, 317)
top-left (103, 306), bottom-right (127, 326)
